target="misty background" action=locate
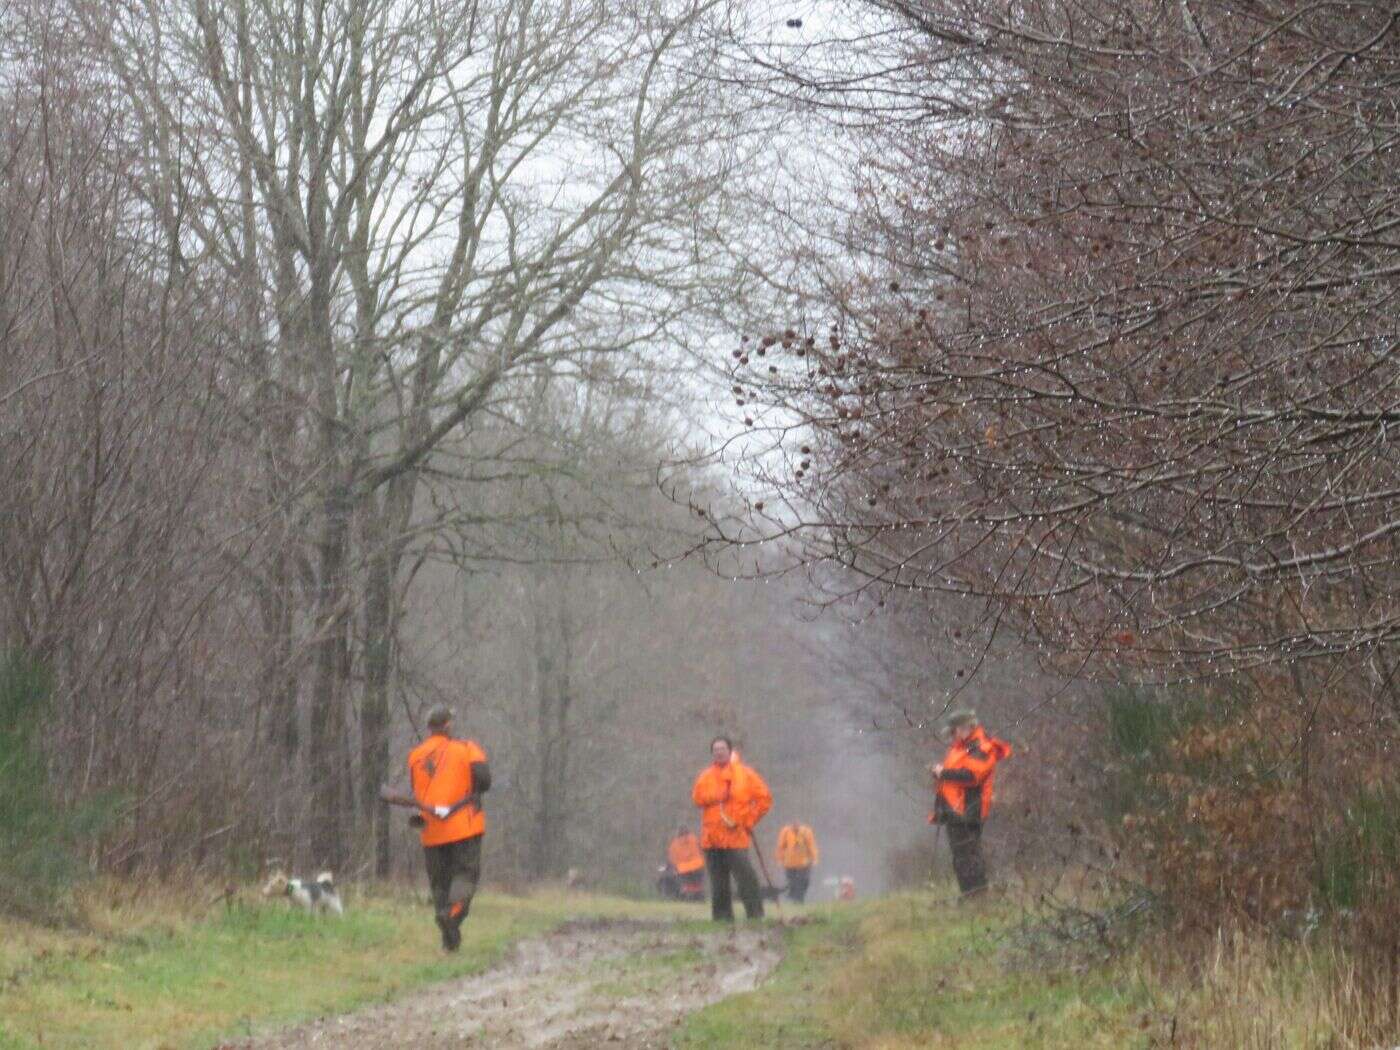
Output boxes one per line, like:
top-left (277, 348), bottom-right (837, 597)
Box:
top-left (0, 0), bottom-right (1080, 908)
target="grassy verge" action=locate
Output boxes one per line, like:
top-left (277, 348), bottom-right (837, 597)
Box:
top-left (0, 880), bottom-right (687, 1050)
top-left (677, 888), bottom-right (1396, 1049)
top-left (676, 888), bottom-right (1156, 1050)
top-left (1, 879), bottom-right (1375, 1050)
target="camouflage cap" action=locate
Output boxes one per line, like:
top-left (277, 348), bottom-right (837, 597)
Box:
top-left (426, 705), bottom-right (454, 730)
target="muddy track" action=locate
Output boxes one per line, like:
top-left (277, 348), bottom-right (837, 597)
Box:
top-left (218, 918), bottom-right (782, 1049)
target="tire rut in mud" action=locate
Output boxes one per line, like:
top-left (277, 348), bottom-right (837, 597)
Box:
top-left (218, 918), bottom-right (782, 1049)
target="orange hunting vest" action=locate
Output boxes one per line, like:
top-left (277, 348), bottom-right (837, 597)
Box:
top-left (935, 726), bottom-right (1012, 823)
top-left (408, 734), bottom-right (487, 846)
top-left (667, 833), bottom-right (705, 875)
top-left (692, 755), bottom-right (773, 850)
top-left (776, 824), bottom-right (819, 869)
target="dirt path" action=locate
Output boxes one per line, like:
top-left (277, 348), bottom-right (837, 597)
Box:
top-left (217, 919), bottom-right (782, 1049)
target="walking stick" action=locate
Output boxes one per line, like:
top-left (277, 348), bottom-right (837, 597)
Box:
top-left (750, 838), bottom-right (783, 918)
top-left (720, 777), bottom-right (781, 918)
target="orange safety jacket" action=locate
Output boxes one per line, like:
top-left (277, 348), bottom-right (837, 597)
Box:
top-left (408, 734), bottom-right (488, 847)
top-left (776, 824), bottom-right (819, 869)
top-left (667, 833), bottom-right (705, 875)
top-left (933, 726), bottom-right (1012, 824)
top-left (692, 754), bottom-right (773, 850)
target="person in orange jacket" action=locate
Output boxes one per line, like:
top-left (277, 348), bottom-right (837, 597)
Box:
top-left (692, 736), bottom-right (773, 921)
top-left (660, 825), bottom-right (706, 902)
top-left (775, 822), bottom-right (819, 903)
top-left (929, 708), bottom-right (1012, 896)
top-left (381, 705), bottom-right (490, 951)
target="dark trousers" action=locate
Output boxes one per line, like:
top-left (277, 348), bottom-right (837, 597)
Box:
top-left (946, 820), bottom-right (987, 895)
top-left (705, 847), bottom-right (763, 920)
top-left (424, 834), bottom-right (483, 919)
top-left (784, 866), bottom-right (811, 903)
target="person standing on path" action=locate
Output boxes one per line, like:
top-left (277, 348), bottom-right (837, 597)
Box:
top-left (381, 705), bottom-right (491, 951)
top-left (775, 822), bottom-right (819, 903)
top-left (692, 736), bottom-right (772, 921)
top-left (928, 708), bottom-right (1012, 897)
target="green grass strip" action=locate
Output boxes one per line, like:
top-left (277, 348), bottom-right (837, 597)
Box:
top-left (676, 890), bottom-right (1153, 1050)
top-left (0, 888), bottom-right (684, 1050)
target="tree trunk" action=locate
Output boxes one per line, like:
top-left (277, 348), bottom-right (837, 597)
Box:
top-left (361, 546), bottom-right (394, 877)
top-left (265, 544), bottom-right (299, 759)
top-left (308, 481), bottom-right (352, 869)
top-left (530, 566), bottom-right (573, 879)
top-left (359, 468), bottom-right (417, 876)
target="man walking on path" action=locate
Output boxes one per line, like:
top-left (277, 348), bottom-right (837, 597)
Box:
top-left (692, 736), bottom-right (772, 921)
top-left (382, 705), bottom-right (491, 951)
top-left (775, 822), bottom-right (819, 903)
top-left (929, 708), bottom-right (1011, 897)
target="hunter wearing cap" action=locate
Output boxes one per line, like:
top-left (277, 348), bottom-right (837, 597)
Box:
top-left (929, 708), bottom-right (1012, 896)
top-left (692, 736), bottom-right (773, 921)
top-left (381, 705), bottom-right (490, 951)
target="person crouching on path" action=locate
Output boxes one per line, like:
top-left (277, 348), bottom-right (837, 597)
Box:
top-left (382, 705), bottom-right (490, 951)
top-left (929, 708), bottom-right (1011, 897)
top-left (775, 822), bottom-right (819, 903)
top-left (692, 736), bottom-right (772, 921)
top-left (666, 825), bottom-right (706, 902)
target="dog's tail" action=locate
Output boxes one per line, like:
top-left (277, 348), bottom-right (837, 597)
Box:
top-left (315, 870), bottom-right (335, 889)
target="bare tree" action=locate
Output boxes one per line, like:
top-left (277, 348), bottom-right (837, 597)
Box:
top-left (708, 0), bottom-right (1400, 685)
top-left (0, 0), bottom-right (258, 869)
top-left (92, 0), bottom-right (755, 865)
top-left (674, 0), bottom-right (1400, 938)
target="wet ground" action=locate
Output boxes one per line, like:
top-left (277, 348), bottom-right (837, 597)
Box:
top-left (218, 918), bottom-right (782, 1049)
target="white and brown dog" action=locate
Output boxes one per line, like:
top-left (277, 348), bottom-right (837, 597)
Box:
top-left (260, 869), bottom-right (344, 916)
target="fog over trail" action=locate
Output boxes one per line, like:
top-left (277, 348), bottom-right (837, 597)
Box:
top-left (737, 684), bottom-right (926, 900)
top-left (388, 563), bottom-right (935, 898)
